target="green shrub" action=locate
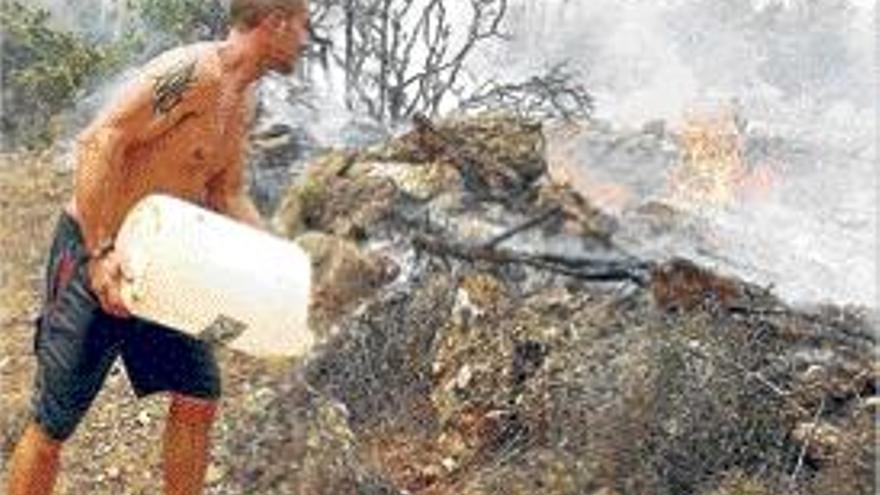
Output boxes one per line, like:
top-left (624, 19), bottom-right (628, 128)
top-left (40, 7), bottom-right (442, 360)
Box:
top-left (0, 1), bottom-right (138, 148)
top-left (135, 0), bottom-right (227, 43)
top-left (0, 0), bottom-right (225, 149)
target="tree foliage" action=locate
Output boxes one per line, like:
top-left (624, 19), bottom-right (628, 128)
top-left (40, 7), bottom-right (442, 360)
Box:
top-left (0, 1), bottom-right (134, 147)
top-left (0, 0), bottom-right (223, 148)
top-left (135, 0), bottom-right (227, 44)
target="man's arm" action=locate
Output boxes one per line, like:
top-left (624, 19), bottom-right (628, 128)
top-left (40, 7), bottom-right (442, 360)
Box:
top-left (206, 93), bottom-right (266, 230)
top-left (75, 52), bottom-right (204, 316)
top-left (76, 54), bottom-right (202, 251)
top-left (221, 190), bottom-right (266, 230)
top-left (74, 106), bottom-right (143, 317)
top-left (206, 164), bottom-right (266, 230)
top-left (75, 125), bottom-right (130, 257)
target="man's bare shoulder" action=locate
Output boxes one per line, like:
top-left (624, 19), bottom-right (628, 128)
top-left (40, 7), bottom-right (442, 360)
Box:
top-left (136, 42), bottom-right (222, 115)
top-left (83, 42), bottom-right (222, 141)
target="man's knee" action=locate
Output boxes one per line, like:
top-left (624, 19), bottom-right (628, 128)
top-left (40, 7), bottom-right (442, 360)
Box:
top-left (168, 393), bottom-right (218, 425)
top-left (30, 404), bottom-right (80, 444)
top-left (20, 420), bottom-right (65, 454)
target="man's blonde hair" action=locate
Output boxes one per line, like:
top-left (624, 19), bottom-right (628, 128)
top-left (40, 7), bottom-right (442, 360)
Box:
top-left (230, 0), bottom-right (308, 29)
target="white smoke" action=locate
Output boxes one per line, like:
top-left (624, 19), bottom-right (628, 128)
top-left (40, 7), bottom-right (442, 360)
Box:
top-left (31, 0), bottom-right (879, 307)
top-left (486, 0), bottom-right (876, 308)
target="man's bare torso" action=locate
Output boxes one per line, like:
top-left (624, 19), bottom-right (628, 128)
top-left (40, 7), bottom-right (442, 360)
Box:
top-left (67, 42), bottom-right (253, 234)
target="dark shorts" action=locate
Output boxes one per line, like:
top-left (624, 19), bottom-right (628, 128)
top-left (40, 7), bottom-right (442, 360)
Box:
top-left (31, 212), bottom-right (221, 441)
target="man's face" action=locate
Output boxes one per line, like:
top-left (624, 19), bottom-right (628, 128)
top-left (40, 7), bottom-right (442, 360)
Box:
top-left (265, 9), bottom-right (309, 75)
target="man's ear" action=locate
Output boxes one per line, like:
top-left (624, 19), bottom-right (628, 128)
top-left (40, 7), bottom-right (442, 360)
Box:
top-left (260, 10), bottom-right (288, 31)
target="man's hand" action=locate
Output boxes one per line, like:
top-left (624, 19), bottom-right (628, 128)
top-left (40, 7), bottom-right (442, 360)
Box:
top-left (227, 194), bottom-right (266, 231)
top-left (87, 249), bottom-right (131, 318)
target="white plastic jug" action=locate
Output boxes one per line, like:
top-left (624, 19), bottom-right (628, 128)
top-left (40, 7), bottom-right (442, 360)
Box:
top-left (115, 194), bottom-right (313, 358)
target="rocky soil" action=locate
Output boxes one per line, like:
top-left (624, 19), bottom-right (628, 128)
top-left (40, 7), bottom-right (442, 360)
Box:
top-left (0, 114), bottom-right (876, 494)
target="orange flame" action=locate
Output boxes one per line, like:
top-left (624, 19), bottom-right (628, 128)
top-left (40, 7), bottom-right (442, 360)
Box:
top-left (668, 107), bottom-right (745, 208)
top-left (546, 121), bottom-right (633, 212)
top-left (667, 105), bottom-right (779, 209)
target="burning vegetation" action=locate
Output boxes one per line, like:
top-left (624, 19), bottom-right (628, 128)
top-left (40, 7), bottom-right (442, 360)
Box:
top-left (667, 105), bottom-right (779, 210)
top-left (218, 113), bottom-right (875, 495)
top-left (0, 2), bottom-right (873, 493)
top-left (0, 111), bottom-right (874, 495)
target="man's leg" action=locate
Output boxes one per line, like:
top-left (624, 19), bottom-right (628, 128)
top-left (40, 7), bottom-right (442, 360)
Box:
top-left (120, 319), bottom-right (222, 495)
top-left (11, 212), bottom-right (125, 495)
top-left (6, 422), bottom-right (62, 495)
top-left (163, 394), bottom-right (218, 495)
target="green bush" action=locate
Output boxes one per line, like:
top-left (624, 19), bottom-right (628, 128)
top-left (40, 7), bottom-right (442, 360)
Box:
top-left (0, 0), bottom-right (225, 149)
top-left (135, 0), bottom-right (227, 44)
top-left (0, 1), bottom-right (138, 148)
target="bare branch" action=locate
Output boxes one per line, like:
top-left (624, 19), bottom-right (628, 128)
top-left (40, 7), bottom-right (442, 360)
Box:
top-left (314, 0), bottom-right (509, 123)
top-left (460, 62), bottom-right (594, 120)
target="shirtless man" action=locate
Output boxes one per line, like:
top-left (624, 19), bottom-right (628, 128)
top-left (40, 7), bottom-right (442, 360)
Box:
top-left (7, 1), bottom-right (309, 493)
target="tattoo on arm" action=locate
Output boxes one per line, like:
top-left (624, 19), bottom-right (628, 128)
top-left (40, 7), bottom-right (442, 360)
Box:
top-left (152, 59), bottom-right (197, 116)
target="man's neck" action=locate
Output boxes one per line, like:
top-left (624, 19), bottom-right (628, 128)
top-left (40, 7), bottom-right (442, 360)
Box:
top-left (218, 29), bottom-right (265, 92)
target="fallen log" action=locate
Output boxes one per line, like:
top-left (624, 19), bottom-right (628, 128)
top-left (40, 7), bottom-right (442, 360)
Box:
top-left (413, 233), bottom-right (652, 285)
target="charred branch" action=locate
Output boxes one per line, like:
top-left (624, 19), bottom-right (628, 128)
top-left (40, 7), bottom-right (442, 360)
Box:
top-left (413, 234), bottom-right (652, 285)
top-left (482, 206), bottom-right (564, 249)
